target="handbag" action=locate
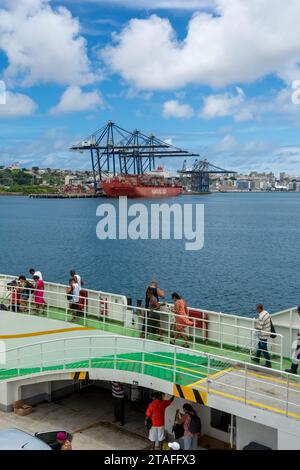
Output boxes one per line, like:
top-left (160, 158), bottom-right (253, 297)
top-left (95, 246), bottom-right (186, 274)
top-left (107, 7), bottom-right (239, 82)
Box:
top-left (145, 416), bottom-right (152, 430)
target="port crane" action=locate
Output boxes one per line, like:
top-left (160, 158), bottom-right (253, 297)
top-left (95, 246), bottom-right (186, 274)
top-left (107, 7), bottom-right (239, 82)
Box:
top-left (179, 159), bottom-right (236, 193)
top-left (70, 121), bottom-right (199, 193)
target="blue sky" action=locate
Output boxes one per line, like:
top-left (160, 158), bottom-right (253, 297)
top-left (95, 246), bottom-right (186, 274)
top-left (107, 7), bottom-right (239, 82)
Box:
top-left (1, 0), bottom-right (300, 175)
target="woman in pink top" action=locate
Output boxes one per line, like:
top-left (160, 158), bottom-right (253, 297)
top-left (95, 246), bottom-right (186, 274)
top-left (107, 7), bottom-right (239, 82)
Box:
top-left (170, 293), bottom-right (193, 348)
top-left (33, 274), bottom-right (46, 315)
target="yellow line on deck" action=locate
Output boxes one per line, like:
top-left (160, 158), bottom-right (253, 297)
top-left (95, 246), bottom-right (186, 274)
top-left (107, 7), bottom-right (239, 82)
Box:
top-left (195, 387), bottom-right (300, 420)
top-left (188, 367), bottom-right (234, 388)
top-left (237, 369), bottom-right (300, 389)
top-left (0, 327), bottom-right (94, 339)
top-left (92, 357), bottom-right (206, 378)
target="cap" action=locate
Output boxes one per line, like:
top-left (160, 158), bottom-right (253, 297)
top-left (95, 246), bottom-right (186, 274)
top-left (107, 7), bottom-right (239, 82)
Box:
top-left (56, 431), bottom-right (68, 441)
top-left (168, 442), bottom-right (180, 450)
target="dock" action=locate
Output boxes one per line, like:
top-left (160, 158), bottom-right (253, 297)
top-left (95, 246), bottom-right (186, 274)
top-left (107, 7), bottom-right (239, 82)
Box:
top-left (29, 193), bottom-right (106, 199)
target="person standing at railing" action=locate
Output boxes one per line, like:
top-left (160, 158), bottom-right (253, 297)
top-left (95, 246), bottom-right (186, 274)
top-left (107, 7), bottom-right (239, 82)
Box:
top-left (145, 392), bottom-right (174, 450)
top-left (144, 287), bottom-right (164, 341)
top-left (7, 279), bottom-right (21, 312)
top-left (70, 270), bottom-right (83, 290)
top-left (170, 293), bottom-right (193, 349)
top-left (251, 304), bottom-right (272, 368)
top-left (18, 276), bottom-right (34, 312)
top-left (141, 280), bottom-right (165, 339)
top-left (145, 280), bottom-right (165, 309)
top-left (29, 268), bottom-right (43, 281)
top-left (66, 278), bottom-right (82, 321)
top-left (285, 306), bottom-right (300, 375)
top-left (33, 274), bottom-right (46, 316)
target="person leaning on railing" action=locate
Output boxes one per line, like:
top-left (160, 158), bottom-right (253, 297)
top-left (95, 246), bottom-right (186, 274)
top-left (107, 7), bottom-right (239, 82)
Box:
top-left (144, 287), bottom-right (164, 341)
top-left (285, 306), bottom-right (300, 375)
top-left (141, 280), bottom-right (165, 339)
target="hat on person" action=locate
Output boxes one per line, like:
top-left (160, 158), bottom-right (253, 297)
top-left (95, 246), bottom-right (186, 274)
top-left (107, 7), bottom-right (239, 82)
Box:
top-left (168, 442), bottom-right (180, 450)
top-left (56, 431), bottom-right (68, 441)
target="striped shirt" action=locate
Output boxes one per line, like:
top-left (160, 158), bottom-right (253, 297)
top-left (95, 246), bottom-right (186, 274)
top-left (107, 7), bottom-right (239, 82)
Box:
top-left (257, 310), bottom-right (271, 339)
top-left (112, 382), bottom-right (125, 399)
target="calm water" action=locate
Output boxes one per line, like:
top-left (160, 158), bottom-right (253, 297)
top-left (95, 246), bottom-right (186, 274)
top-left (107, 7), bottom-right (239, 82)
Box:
top-left (0, 193), bottom-right (300, 317)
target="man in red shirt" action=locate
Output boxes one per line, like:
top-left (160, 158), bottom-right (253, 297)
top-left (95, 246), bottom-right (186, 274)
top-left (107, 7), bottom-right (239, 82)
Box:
top-left (145, 392), bottom-right (174, 450)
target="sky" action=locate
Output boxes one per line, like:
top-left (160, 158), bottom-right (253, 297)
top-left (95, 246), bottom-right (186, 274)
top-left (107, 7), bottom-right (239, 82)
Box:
top-left (1, 0), bottom-right (300, 174)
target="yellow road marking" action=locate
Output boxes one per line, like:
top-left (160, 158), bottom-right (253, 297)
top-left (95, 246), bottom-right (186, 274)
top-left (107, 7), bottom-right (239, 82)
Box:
top-left (0, 327), bottom-right (94, 339)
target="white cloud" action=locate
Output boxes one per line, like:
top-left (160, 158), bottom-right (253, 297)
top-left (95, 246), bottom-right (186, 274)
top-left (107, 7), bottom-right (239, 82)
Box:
top-left (163, 99), bottom-right (194, 118)
top-left (0, 90), bottom-right (37, 117)
top-left (0, 0), bottom-right (95, 87)
top-left (75, 0), bottom-right (215, 10)
top-left (102, 0), bottom-right (300, 90)
top-left (49, 86), bottom-right (104, 115)
top-left (200, 87), bottom-right (253, 121)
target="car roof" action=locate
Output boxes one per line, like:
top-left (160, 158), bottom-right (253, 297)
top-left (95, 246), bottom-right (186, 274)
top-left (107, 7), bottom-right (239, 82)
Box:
top-left (0, 428), bottom-right (51, 450)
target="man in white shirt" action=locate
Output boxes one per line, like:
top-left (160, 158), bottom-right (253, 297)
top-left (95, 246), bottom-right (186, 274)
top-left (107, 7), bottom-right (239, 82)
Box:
top-left (251, 303), bottom-right (272, 368)
top-left (29, 268), bottom-right (43, 280)
top-left (70, 270), bottom-right (83, 290)
top-left (285, 306), bottom-right (300, 375)
top-left (66, 278), bottom-right (81, 321)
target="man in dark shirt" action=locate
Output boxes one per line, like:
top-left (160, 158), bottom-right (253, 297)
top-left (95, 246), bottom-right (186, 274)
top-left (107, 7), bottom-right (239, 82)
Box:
top-left (112, 381), bottom-right (125, 426)
top-left (142, 281), bottom-right (165, 339)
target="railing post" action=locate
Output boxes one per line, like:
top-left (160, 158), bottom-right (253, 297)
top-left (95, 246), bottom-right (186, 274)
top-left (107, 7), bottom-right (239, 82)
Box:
top-left (290, 309), bottom-right (293, 351)
top-left (65, 305), bottom-right (68, 323)
top-left (207, 354), bottom-right (211, 378)
top-left (244, 363), bottom-right (247, 404)
top-left (17, 348), bottom-right (20, 376)
top-left (219, 314), bottom-right (223, 349)
top-left (193, 321), bottom-right (196, 350)
top-left (145, 310), bottom-right (148, 339)
top-left (142, 339), bottom-right (145, 375)
top-left (286, 374), bottom-right (290, 418)
top-left (103, 302), bottom-right (106, 331)
top-left (167, 314), bottom-right (171, 344)
top-left (280, 335), bottom-right (283, 371)
top-left (63, 339), bottom-right (66, 369)
top-left (173, 346), bottom-right (177, 383)
top-left (89, 337), bottom-right (92, 369)
top-left (114, 337), bottom-right (117, 370)
top-left (84, 307), bottom-right (87, 327)
top-left (40, 343), bottom-right (43, 372)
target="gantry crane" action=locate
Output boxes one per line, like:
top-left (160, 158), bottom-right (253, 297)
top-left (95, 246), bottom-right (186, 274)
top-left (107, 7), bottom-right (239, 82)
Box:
top-left (70, 121), bottom-right (199, 193)
top-left (179, 159), bottom-right (236, 193)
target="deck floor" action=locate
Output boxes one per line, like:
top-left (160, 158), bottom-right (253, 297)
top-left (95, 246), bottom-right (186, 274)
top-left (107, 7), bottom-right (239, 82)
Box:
top-left (194, 367), bottom-right (300, 420)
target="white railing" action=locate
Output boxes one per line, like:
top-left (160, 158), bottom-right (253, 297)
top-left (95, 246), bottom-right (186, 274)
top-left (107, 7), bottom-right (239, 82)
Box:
top-left (1, 335), bottom-right (299, 420)
top-left (0, 277), bottom-right (284, 369)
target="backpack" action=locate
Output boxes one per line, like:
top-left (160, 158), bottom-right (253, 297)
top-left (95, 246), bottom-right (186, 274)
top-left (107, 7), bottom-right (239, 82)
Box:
top-left (270, 320), bottom-right (277, 339)
top-left (188, 414), bottom-right (202, 434)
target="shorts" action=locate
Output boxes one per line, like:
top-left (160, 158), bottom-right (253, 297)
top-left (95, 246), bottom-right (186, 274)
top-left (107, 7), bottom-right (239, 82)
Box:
top-left (149, 426), bottom-right (165, 442)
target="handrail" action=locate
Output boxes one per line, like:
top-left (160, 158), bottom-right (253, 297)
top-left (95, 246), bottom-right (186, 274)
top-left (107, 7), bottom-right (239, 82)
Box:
top-left (0, 278), bottom-right (284, 369)
top-left (2, 334), bottom-right (300, 420)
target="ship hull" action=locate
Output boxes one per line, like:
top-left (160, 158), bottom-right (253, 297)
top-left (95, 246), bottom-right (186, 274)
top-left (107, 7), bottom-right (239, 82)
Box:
top-left (102, 182), bottom-right (182, 198)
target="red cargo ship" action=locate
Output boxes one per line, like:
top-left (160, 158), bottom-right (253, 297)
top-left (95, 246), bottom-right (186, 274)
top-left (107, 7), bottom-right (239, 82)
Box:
top-left (102, 174), bottom-right (182, 198)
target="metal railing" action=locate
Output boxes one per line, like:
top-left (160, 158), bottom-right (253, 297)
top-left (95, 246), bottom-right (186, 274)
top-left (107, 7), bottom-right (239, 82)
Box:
top-left (1, 335), bottom-right (299, 420)
top-left (0, 278), bottom-right (284, 369)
